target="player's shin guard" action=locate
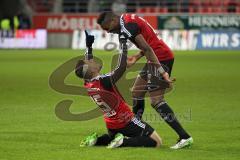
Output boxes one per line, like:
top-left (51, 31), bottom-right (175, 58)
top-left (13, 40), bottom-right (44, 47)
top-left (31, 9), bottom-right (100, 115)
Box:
top-left (133, 98), bottom-right (145, 119)
top-left (153, 102), bottom-right (190, 139)
top-left (122, 136), bottom-right (157, 147)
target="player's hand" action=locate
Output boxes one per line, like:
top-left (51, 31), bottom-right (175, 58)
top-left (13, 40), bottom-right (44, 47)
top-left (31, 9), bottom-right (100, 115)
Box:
top-left (85, 30), bottom-right (94, 48)
top-left (127, 56), bottom-right (137, 68)
top-left (162, 72), bottom-right (176, 84)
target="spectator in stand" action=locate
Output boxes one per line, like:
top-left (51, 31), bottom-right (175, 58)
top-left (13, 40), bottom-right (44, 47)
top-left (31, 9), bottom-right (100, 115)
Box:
top-left (227, 0), bottom-right (237, 12)
top-left (180, 0), bottom-right (189, 13)
top-left (166, 0), bottom-right (178, 12)
top-left (17, 12), bottom-right (31, 29)
top-left (88, 0), bottom-right (100, 13)
top-left (111, 0), bottom-right (127, 14)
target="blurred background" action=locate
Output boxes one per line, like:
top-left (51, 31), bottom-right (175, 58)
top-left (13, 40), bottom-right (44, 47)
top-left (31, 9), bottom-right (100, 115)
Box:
top-left (0, 0), bottom-right (239, 50)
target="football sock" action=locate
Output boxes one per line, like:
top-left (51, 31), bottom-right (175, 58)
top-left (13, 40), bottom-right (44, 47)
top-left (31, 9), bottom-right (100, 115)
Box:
top-left (153, 102), bottom-right (190, 139)
top-left (95, 134), bottom-right (113, 146)
top-left (133, 98), bottom-right (145, 119)
top-left (122, 136), bottom-right (156, 147)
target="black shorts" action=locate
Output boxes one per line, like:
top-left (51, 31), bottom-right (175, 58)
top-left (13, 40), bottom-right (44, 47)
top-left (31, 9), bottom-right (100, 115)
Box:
top-left (107, 117), bottom-right (154, 138)
top-left (139, 59), bottom-right (174, 78)
top-left (139, 59), bottom-right (174, 91)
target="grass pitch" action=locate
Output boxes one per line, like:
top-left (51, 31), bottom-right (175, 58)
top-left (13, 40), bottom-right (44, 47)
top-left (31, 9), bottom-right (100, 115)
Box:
top-left (0, 49), bottom-right (240, 160)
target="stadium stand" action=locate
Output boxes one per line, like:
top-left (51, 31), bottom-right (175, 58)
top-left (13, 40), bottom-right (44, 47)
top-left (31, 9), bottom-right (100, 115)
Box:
top-left (25, 0), bottom-right (240, 13)
top-left (27, 0), bottom-right (55, 12)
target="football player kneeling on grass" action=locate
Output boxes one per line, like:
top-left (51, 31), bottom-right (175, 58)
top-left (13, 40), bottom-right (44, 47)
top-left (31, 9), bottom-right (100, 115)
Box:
top-left (75, 31), bottom-right (162, 148)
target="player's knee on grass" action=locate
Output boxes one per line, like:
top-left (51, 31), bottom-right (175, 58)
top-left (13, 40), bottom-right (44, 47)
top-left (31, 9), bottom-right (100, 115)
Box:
top-left (150, 131), bottom-right (162, 147)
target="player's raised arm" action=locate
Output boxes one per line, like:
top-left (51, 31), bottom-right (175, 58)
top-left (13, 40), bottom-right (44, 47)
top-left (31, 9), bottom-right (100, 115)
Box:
top-left (110, 34), bottom-right (128, 84)
top-left (84, 30), bottom-right (94, 60)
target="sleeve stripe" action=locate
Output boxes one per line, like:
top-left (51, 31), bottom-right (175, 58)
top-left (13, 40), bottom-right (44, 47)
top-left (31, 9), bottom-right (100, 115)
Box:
top-left (120, 15), bottom-right (132, 37)
top-left (114, 49), bottom-right (123, 73)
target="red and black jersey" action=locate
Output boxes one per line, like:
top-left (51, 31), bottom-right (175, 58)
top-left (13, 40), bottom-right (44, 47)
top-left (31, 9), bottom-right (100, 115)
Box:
top-left (120, 13), bottom-right (174, 61)
top-left (83, 39), bottom-right (133, 129)
top-left (84, 74), bottom-right (134, 129)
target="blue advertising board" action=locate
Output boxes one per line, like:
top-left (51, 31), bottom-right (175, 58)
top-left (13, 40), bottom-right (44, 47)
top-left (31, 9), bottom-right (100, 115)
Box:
top-left (196, 31), bottom-right (240, 50)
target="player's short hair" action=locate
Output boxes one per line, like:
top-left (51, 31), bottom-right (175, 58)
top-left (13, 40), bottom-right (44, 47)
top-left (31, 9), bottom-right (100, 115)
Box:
top-left (75, 59), bottom-right (88, 79)
top-left (97, 11), bottom-right (116, 25)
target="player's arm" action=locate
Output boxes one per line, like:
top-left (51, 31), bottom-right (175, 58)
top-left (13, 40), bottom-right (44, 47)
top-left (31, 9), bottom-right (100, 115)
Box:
top-left (100, 34), bottom-right (128, 89)
top-left (85, 46), bottom-right (93, 60)
top-left (134, 34), bottom-right (160, 67)
top-left (84, 30), bottom-right (94, 61)
top-left (110, 34), bottom-right (128, 84)
top-left (127, 51), bottom-right (144, 68)
top-left (120, 21), bottom-right (159, 69)
top-left (121, 19), bottom-right (173, 82)
top-left (121, 22), bottom-right (168, 80)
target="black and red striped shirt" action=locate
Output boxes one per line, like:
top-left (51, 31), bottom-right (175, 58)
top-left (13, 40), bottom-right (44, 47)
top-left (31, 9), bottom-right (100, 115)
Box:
top-left (120, 13), bottom-right (174, 61)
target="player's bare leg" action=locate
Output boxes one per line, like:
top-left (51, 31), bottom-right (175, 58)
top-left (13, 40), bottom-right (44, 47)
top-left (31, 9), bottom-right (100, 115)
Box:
top-left (131, 75), bottom-right (148, 119)
top-left (149, 88), bottom-right (193, 149)
top-left (150, 131), bottom-right (162, 147)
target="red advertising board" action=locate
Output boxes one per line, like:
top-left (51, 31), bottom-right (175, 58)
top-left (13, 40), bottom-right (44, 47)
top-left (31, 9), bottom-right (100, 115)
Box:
top-left (33, 14), bottom-right (158, 33)
top-left (33, 14), bottom-right (99, 33)
top-left (15, 30), bottom-right (37, 38)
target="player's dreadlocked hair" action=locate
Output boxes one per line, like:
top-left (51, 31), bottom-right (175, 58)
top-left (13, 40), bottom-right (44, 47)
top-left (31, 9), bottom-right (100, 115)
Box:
top-left (97, 11), bottom-right (117, 25)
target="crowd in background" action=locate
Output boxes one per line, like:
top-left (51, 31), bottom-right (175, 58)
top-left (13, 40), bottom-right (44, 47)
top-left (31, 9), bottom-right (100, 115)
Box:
top-left (0, 0), bottom-right (239, 30)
